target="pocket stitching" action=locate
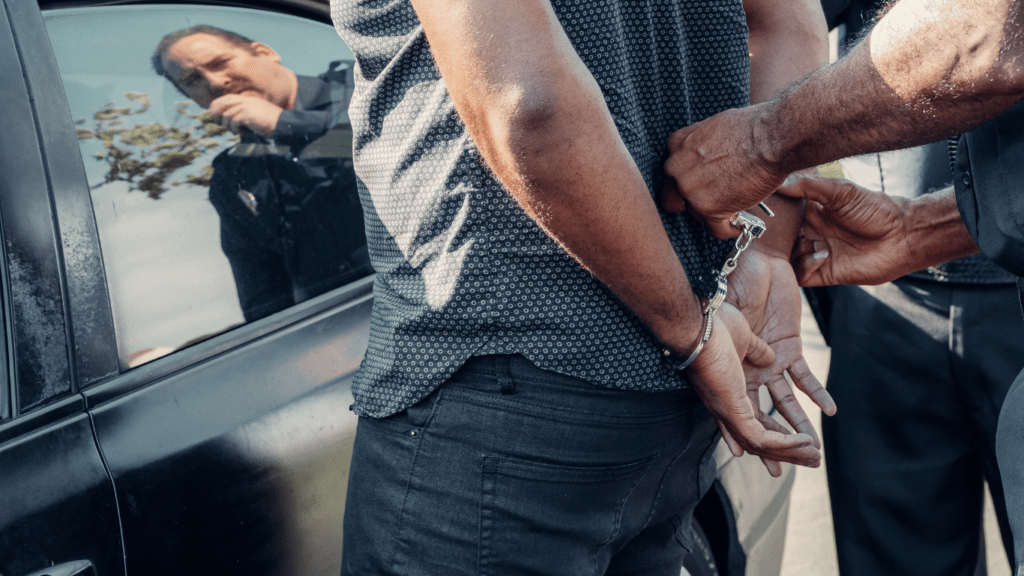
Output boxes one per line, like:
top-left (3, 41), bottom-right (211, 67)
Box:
top-left (478, 453), bottom-right (657, 576)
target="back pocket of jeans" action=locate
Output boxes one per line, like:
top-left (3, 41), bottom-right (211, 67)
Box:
top-left (479, 454), bottom-right (655, 576)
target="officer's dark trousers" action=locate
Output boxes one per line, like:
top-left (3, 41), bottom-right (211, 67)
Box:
top-left (823, 278), bottom-right (1023, 575)
top-left (997, 282), bottom-right (1024, 576)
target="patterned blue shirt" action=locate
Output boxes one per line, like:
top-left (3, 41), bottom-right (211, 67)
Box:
top-left (332, 0), bottom-right (749, 417)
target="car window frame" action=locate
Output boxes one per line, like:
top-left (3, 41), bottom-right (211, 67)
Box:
top-left (1, 0), bottom-right (78, 415)
top-left (0, 0), bottom-right (84, 445)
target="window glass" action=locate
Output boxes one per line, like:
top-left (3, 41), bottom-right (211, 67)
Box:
top-left (43, 5), bottom-right (371, 369)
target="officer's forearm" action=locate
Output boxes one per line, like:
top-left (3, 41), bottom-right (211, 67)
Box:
top-left (904, 187), bottom-right (980, 271)
top-left (757, 0), bottom-right (1024, 173)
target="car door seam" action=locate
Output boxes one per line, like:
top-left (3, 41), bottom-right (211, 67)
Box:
top-left (86, 407), bottom-right (129, 576)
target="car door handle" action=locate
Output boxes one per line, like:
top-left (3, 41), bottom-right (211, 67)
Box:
top-left (22, 560), bottom-right (94, 576)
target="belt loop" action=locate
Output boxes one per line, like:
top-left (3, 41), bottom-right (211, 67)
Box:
top-left (496, 355), bottom-right (515, 395)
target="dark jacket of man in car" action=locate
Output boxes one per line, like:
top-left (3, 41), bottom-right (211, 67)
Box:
top-left (153, 26), bottom-right (370, 321)
top-left (207, 70), bottom-right (371, 321)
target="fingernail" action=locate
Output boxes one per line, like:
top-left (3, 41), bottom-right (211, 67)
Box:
top-left (784, 172), bottom-right (809, 185)
top-left (812, 250), bottom-right (829, 261)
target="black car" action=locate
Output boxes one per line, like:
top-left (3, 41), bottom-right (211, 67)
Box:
top-left (0, 0), bottom-right (793, 574)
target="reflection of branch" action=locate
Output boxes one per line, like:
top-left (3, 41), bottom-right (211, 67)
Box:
top-left (75, 92), bottom-right (239, 199)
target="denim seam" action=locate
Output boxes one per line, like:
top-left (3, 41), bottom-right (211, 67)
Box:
top-left (479, 455), bottom-right (494, 576)
top-left (386, 391), bottom-right (442, 574)
top-left (640, 434), bottom-right (697, 530)
top-left (496, 354), bottom-right (515, 394)
top-left (590, 457), bottom-right (659, 576)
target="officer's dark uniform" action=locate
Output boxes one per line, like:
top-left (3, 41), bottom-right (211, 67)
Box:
top-left (209, 64), bottom-right (372, 322)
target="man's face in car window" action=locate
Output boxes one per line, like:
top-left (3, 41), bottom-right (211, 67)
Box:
top-left (162, 33), bottom-right (294, 109)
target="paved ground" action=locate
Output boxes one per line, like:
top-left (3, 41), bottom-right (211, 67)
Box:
top-left (776, 299), bottom-right (1011, 576)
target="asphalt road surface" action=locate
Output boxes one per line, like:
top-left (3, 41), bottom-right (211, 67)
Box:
top-left (776, 299), bottom-right (1011, 576)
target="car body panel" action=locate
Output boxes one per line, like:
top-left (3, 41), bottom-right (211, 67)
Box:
top-left (0, 407), bottom-right (123, 576)
top-left (0, 0), bottom-right (71, 411)
top-left (87, 286), bottom-right (370, 575)
top-left (0, 6), bottom-right (122, 576)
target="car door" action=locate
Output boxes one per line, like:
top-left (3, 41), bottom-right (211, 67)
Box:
top-left (0, 0), bottom-right (123, 574)
top-left (19, 0), bottom-right (373, 574)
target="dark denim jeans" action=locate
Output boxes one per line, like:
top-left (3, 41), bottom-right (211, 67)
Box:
top-left (340, 354), bottom-right (719, 576)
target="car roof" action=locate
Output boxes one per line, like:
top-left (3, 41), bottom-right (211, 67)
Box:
top-left (36, 0), bottom-right (332, 24)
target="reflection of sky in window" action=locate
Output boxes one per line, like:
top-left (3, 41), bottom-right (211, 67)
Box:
top-left (43, 6), bottom-right (354, 365)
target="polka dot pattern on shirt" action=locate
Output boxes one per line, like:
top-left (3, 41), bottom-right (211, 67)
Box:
top-left (332, 0), bottom-right (750, 418)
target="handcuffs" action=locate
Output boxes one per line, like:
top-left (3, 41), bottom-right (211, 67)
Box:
top-left (664, 202), bottom-right (773, 371)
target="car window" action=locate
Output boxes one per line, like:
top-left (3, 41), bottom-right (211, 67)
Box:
top-left (42, 5), bottom-right (371, 369)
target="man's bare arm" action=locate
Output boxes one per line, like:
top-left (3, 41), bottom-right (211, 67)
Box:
top-left (745, 0), bottom-right (828, 105)
top-left (663, 0), bottom-right (828, 235)
top-left (665, 0), bottom-right (1024, 234)
top-left (410, 0), bottom-right (821, 466)
top-left (716, 0), bottom-right (837, 474)
top-left (743, 0), bottom-right (828, 250)
top-left (412, 0), bottom-right (703, 352)
top-left (765, 0), bottom-right (1024, 171)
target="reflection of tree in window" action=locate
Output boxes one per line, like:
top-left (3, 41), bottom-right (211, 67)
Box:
top-left (74, 91), bottom-right (239, 199)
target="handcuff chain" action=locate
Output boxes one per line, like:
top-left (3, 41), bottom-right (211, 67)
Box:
top-left (664, 210), bottom-right (768, 372)
top-left (709, 218), bottom-right (760, 314)
top-left (721, 224), bottom-right (757, 278)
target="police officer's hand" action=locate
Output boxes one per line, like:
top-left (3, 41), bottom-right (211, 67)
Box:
top-left (661, 104), bottom-right (789, 239)
top-left (208, 94), bottom-right (284, 137)
top-left (687, 303), bottom-right (822, 476)
top-left (777, 175), bottom-right (912, 286)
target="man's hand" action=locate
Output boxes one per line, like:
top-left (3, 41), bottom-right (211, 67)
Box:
top-left (777, 175), bottom-right (914, 286)
top-left (661, 105), bottom-right (789, 238)
top-left (208, 94), bottom-right (284, 137)
top-left (687, 303), bottom-right (822, 476)
top-left (726, 246), bottom-right (836, 476)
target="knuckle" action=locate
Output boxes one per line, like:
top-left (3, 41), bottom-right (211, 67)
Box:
top-left (771, 393), bottom-right (798, 411)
